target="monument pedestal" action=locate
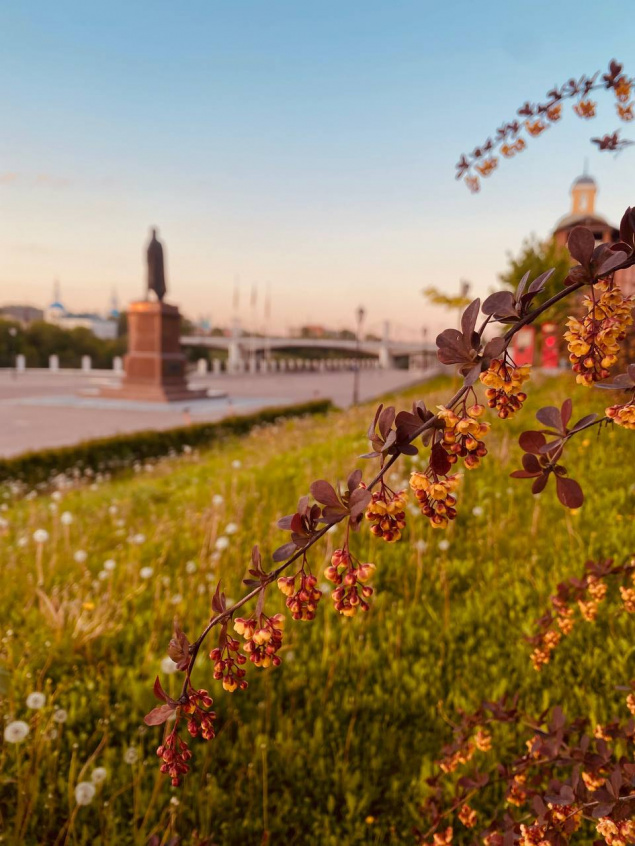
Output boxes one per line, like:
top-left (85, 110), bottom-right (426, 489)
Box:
top-left (101, 301), bottom-right (208, 403)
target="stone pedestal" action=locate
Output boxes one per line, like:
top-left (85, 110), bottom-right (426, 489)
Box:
top-left (101, 301), bottom-right (207, 403)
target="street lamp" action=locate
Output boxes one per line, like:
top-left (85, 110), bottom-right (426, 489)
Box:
top-left (8, 327), bottom-right (18, 380)
top-left (352, 305), bottom-right (366, 405)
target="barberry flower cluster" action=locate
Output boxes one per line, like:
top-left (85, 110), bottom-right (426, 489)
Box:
top-left (234, 613), bottom-right (285, 668)
top-left (528, 556), bottom-right (635, 670)
top-left (182, 688), bottom-right (217, 740)
top-left (597, 818), bottom-right (635, 846)
top-left (456, 59), bottom-right (635, 192)
top-left (277, 563), bottom-right (322, 621)
top-left (606, 400), bottom-right (635, 430)
top-left (364, 486), bottom-right (408, 542)
top-left (437, 404), bottom-right (490, 469)
top-left (157, 724), bottom-right (193, 786)
top-left (480, 358), bottom-right (531, 418)
top-left (410, 472), bottom-right (461, 530)
top-left (209, 629), bottom-right (248, 692)
top-left (565, 281), bottom-right (634, 386)
top-left (324, 547), bottom-right (375, 616)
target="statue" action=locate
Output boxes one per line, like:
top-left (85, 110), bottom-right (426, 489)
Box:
top-left (147, 228), bottom-right (166, 302)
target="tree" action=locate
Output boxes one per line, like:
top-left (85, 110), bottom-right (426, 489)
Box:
top-left (499, 235), bottom-right (573, 326)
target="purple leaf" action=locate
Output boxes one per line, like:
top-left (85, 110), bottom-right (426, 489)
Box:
top-left (519, 430), bottom-right (547, 454)
top-left (556, 476), bottom-right (584, 508)
top-left (567, 227), bottom-right (595, 267)
top-left (461, 298), bottom-right (481, 340)
top-left (560, 398), bottom-right (573, 428)
top-left (349, 487), bottom-right (372, 518)
top-left (310, 480), bottom-right (340, 507)
top-left (272, 541), bottom-right (297, 562)
top-left (536, 405), bottom-right (563, 431)
top-left (532, 474), bottom-right (550, 494)
top-left (527, 268), bottom-right (555, 294)
top-left (483, 336), bottom-right (506, 358)
top-left (482, 291), bottom-right (516, 318)
top-left (144, 703), bottom-right (177, 727)
top-left (430, 442), bottom-right (451, 476)
top-left (597, 249), bottom-right (628, 276)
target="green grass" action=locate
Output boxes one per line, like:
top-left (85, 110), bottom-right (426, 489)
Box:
top-left (0, 374), bottom-right (633, 845)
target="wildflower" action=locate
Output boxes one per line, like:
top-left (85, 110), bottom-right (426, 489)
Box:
top-left (26, 691), bottom-right (46, 709)
top-left (472, 506), bottom-right (484, 517)
top-left (564, 282), bottom-right (634, 386)
top-left (212, 494), bottom-right (224, 506)
top-left (410, 471), bottom-right (461, 530)
top-left (210, 629), bottom-right (248, 692)
top-left (365, 487), bottom-right (408, 542)
top-left (161, 656), bottom-right (179, 675)
top-left (437, 404), bottom-right (490, 469)
top-left (74, 550), bottom-right (87, 564)
top-left (102, 559), bottom-right (116, 573)
top-left (458, 804), bottom-right (477, 828)
top-left (465, 175), bottom-right (480, 193)
top-left (438, 539), bottom-right (450, 552)
top-left (91, 767), bottom-right (108, 785)
top-left (53, 708), bottom-right (68, 723)
top-left (414, 539), bottom-right (428, 552)
top-left (475, 157), bottom-right (498, 177)
top-left (124, 746), bottom-right (139, 764)
top-left (277, 567), bottom-right (323, 621)
top-left (140, 566), bottom-right (154, 579)
top-left (480, 360), bottom-right (531, 418)
top-left (234, 613), bottom-right (285, 666)
top-left (215, 536), bottom-right (230, 551)
top-left (614, 76), bottom-right (632, 102)
top-left (606, 400), bottom-right (635, 430)
top-left (4, 720), bottom-right (30, 743)
top-left (324, 548), bottom-right (375, 616)
top-left (185, 560), bottom-right (197, 574)
top-left (525, 118), bottom-right (548, 136)
top-left (131, 533), bottom-right (146, 545)
top-left (60, 511), bottom-right (73, 526)
top-left (231, 460), bottom-right (242, 469)
top-left (33, 529), bottom-right (49, 544)
top-left (74, 781), bottom-right (96, 806)
top-left (224, 523), bottom-right (238, 535)
top-left (573, 99), bottom-right (596, 118)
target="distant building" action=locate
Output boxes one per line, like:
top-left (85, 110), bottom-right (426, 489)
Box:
top-left (44, 281), bottom-right (118, 340)
top-left (0, 305), bottom-right (44, 325)
top-left (553, 174), bottom-right (635, 296)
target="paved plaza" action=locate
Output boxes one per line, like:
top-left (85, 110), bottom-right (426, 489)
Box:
top-left (0, 368), bottom-right (438, 457)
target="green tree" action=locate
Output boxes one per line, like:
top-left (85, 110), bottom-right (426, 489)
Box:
top-left (498, 235), bottom-right (572, 326)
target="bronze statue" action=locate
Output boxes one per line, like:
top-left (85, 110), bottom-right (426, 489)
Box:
top-left (147, 228), bottom-right (166, 301)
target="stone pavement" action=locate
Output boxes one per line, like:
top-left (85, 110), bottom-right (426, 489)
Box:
top-left (0, 368), bottom-right (440, 457)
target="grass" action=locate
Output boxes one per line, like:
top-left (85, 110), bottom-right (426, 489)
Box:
top-left (0, 373), bottom-right (633, 845)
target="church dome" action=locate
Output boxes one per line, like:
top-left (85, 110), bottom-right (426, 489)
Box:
top-left (572, 174), bottom-right (596, 187)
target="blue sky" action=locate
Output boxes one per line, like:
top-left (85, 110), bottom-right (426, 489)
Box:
top-left (1, 1), bottom-right (634, 335)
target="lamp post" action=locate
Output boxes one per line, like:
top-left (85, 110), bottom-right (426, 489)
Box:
top-left (352, 305), bottom-right (365, 405)
top-left (8, 327), bottom-right (18, 380)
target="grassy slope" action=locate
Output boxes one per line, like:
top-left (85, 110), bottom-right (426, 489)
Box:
top-left (0, 374), bottom-right (633, 845)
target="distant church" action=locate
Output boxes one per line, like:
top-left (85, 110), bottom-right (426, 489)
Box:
top-left (553, 173), bottom-right (635, 296)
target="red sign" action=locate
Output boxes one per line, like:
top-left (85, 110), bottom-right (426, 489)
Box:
top-left (512, 326), bottom-right (535, 366)
top-left (541, 324), bottom-right (559, 369)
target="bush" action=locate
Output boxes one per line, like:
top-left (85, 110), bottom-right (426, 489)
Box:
top-left (0, 399), bottom-right (333, 487)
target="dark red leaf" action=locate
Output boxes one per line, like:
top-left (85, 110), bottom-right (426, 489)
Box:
top-left (430, 442), bottom-right (452, 476)
top-left (377, 407), bottom-right (395, 440)
top-left (461, 298), bottom-right (481, 340)
top-left (536, 406), bottom-right (564, 431)
top-left (168, 621), bottom-right (190, 671)
top-left (349, 487), bottom-right (372, 518)
top-left (560, 398), bottom-right (573, 428)
top-left (522, 453), bottom-right (542, 473)
top-left (273, 541), bottom-right (297, 562)
top-left (567, 227), bottom-right (595, 267)
top-left (519, 430), bottom-right (547, 454)
top-left (482, 292), bottom-right (516, 318)
top-left (483, 336), bottom-right (506, 358)
top-left (597, 249), bottom-right (628, 276)
top-left (144, 703), bottom-right (176, 727)
top-left (556, 476), bottom-right (584, 508)
top-left (153, 676), bottom-right (169, 702)
top-left (310, 480), bottom-right (340, 507)
top-left (532, 474), bottom-right (550, 494)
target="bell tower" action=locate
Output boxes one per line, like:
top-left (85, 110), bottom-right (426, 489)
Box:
top-left (570, 173), bottom-right (597, 215)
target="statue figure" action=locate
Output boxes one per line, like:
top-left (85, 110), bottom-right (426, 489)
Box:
top-left (147, 228), bottom-right (166, 302)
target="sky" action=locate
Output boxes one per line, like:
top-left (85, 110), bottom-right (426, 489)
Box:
top-left (1, 0), bottom-right (634, 338)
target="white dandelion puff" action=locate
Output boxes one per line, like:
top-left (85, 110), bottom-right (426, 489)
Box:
top-left (60, 511), bottom-right (73, 526)
top-left (215, 536), bottom-right (230, 551)
top-left (26, 691), bottom-right (46, 709)
top-left (53, 708), bottom-right (68, 724)
top-left (4, 720), bottom-right (30, 743)
top-left (33, 529), bottom-right (49, 544)
top-left (161, 656), bottom-right (179, 675)
top-left (74, 781), bottom-right (96, 806)
top-left (91, 767), bottom-right (108, 785)
top-left (140, 567), bottom-right (154, 580)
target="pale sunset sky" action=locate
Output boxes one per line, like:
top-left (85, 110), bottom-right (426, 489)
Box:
top-left (1, 1), bottom-right (634, 337)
